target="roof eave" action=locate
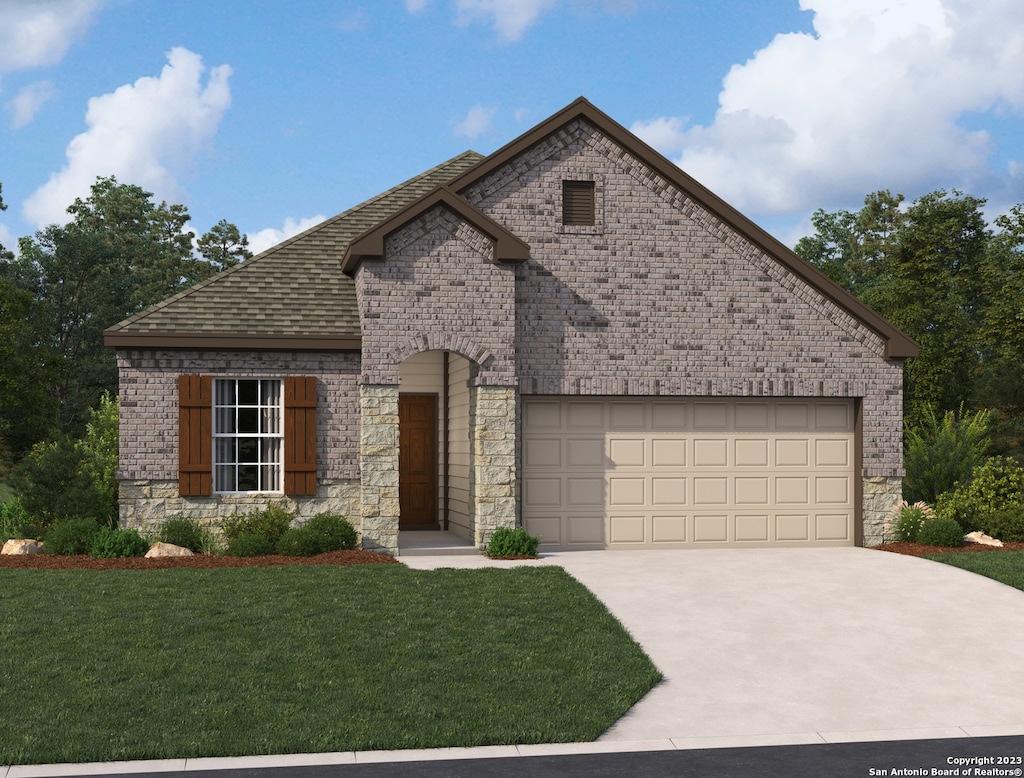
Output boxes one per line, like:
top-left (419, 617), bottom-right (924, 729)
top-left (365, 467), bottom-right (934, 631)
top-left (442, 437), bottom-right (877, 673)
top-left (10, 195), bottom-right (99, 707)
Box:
top-left (104, 331), bottom-right (362, 352)
top-left (342, 186), bottom-right (530, 274)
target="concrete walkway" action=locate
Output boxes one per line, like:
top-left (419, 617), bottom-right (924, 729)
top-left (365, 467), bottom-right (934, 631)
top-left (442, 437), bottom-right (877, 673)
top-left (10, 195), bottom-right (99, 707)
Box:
top-left (403, 546), bottom-right (1024, 748)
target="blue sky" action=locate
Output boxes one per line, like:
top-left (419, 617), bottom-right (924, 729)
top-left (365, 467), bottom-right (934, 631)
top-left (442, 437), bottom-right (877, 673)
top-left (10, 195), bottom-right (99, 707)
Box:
top-left (1, 0), bottom-right (1023, 256)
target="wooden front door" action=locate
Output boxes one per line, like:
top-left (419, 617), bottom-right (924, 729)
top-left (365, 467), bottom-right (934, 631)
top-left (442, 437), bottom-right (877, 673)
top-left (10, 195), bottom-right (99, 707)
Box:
top-left (399, 394), bottom-right (438, 529)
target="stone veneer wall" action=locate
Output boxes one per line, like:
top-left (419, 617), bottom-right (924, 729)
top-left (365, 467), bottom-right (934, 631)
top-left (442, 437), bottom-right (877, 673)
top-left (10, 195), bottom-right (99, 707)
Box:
top-left (359, 385), bottom-right (400, 554)
top-left (469, 385), bottom-right (518, 547)
top-left (115, 348), bottom-right (363, 534)
top-left (862, 476), bottom-right (903, 546)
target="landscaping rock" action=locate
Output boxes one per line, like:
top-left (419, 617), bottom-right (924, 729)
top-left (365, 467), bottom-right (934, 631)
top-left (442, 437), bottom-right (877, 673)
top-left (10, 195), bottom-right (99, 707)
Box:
top-left (2, 539), bottom-right (45, 555)
top-left (963, 531), bottom-right (1003, 547)
top-left (145, 542), bottom-right (194, 558)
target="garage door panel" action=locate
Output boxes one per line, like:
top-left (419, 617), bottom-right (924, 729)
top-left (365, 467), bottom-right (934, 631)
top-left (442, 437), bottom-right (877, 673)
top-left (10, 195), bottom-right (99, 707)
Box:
top-left (522, 398), bottom-right (855, 549)
top-left (609, 477), bottom-right (645, 505)
top-left (652, 515), bottom-right (688, 542)
top-left (735, 439), bottom-right (769, 467)
top-left (735, 514), bottom-right (770, 542)
top-left (694, 515), bottom-right (729, 542)
top-left (776, 477), bottom-right (810, 504)
top-left (652, 402), bottom-right (687, 429)
top-left (526, 515), bottom-right (563, 546)
top-left (652, 477), bottom-right (687, 505)
top-left (735, 477), bottom-right (769, 505)
top-left (524, 438), bottom-right (561, 468)
top-left (524, 478), bottom-right (561, 506)
top-left (815, 476), bottom-right (850, 504)
top-left (776, 514), bottom-right (811, 541)
top-left (609, 515), bottom-right (645, 543)
top-left (609, 438), bottom-right (646, 467)
top-left (652, 438), bottom-right (687, 466)
top-left (609, 402), bottom-right (645, 430)
top-left (694, 477), bottom-right (728, 505)
top-left (694, 439), bottom-right (728, 466)
top-left (775, 439), bottom-right (809, 467)
top-left (567, 438), bottom-right (605, 467)
top-left (525, 401), bottom-right (561, 431)
top-left (568, 478), bottom-right (604, 505)
top-left (568, 515), bottom-right (604, 544)
top-left (815, 439), bottom-right (850, 467)
top-left (815, 513), bottom-right (851, 541)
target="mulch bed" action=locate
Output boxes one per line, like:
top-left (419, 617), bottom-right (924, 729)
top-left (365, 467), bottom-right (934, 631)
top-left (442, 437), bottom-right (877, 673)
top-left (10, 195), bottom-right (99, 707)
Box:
top-left (0, 549), bottom-right (400, 570)
top-left (875, 540), bottom-right (1024, 557)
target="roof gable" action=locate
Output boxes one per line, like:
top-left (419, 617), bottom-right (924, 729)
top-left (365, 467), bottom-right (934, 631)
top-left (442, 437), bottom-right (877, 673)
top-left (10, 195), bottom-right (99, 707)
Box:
top-left (341, 186), bottom-right (530, 274)
top-left (448, 97), bottom-right (917, 359)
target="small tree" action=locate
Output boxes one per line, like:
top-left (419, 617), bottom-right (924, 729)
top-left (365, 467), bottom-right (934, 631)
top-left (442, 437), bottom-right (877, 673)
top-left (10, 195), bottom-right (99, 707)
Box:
top-left (903, 404), bottom-right (991, 504)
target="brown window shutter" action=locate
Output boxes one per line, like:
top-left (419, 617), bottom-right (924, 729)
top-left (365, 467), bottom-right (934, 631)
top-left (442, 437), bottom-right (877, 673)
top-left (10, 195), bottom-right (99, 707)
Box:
top-left (284, 376), bottom-right (317, 496)
top-left (178, 375), bottom-right (212, 497)
top-left (562, 180), bottom-right (595, 225)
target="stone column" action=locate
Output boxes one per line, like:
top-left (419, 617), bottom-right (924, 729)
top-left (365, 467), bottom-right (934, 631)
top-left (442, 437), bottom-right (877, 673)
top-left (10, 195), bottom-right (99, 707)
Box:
top-left (862, 475), bottom-right (903, 546)
top-left (359, 385), bottom-right (400, 555)
top-left (469, 385), bottom-right (518, 549)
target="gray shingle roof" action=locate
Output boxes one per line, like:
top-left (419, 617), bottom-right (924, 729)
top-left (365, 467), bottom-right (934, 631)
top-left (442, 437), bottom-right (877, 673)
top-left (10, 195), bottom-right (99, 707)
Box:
top-left (104, 151), bottom-right (483, 348)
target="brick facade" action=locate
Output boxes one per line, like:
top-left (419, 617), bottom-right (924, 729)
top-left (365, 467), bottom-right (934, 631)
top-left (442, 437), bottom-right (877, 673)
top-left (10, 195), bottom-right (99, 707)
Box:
top-left (110, 103), bottom-right (908, 550)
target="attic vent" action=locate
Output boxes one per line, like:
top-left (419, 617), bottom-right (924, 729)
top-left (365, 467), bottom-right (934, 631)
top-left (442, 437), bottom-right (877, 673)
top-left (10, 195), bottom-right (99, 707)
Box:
top-left (562, 180), bottom-right (595, 226)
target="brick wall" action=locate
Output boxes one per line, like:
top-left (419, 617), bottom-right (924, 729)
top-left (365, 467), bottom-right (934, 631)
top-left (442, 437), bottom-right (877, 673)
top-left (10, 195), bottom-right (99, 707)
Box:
top-left (116, 349), bottom-right (362, 482)
top-left (354, 208), bottom-right (519, 387)
top-left (459, 120), bottom-right (905, 479)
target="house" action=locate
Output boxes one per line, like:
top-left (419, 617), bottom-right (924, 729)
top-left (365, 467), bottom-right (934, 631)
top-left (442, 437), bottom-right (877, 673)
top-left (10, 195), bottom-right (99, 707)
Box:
top-left (104, 98), bottom-right (917, 554)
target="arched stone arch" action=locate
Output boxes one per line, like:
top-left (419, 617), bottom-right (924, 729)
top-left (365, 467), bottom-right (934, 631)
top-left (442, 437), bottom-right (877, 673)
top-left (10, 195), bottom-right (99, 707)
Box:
top-left (390, 333), bottom-right (495, 370)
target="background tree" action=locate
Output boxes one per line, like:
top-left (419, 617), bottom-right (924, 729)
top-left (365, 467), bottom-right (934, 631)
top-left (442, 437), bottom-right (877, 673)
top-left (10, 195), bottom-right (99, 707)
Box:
top-left (0, 183), bottom-right (12, 262)
top-left (197, 218), bottom-right (253, 271)
top-left (0, 176), bottom-right (248, 457)
top-left (796, 189), bottom-right (990, 425)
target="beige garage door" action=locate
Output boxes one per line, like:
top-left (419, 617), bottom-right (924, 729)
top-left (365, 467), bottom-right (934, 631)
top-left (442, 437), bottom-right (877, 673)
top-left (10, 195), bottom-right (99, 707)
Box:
top-left (522, 397), bottom-right (856, 549)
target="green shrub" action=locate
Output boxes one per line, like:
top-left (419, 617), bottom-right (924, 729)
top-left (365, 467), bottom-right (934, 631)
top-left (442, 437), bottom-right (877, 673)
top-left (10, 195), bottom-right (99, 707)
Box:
top-left (916, 516), bottom-right (964, 547)
top-left (9, 396), bottom-right (121, 529)
top-left (302, 513), bottom-right (358, 551)
top-left (158, 516), bottom-right (205, 552)
top-left (935, 457), bottom-right (1024, 533)
top-left (276, 526), bottom-right (327, 557)
top-left (0, 497), bottom-right (37, 542)
top-left (903, 404), bottom-right (991, 504)
top-left (45, 518), bottom-right (101, 555)
top-left (983, 504), bottom-right (1024, 542)
top-left (887, 501), bottom-right (937, 542)
top-left (222, 504), bottom-right (293, 546)
top-left (90, 527), bottom-right (149, 558)
top-left (226, 533), bottom-right (275, 557)
top-left (486, 527), bottom-right (540, 558)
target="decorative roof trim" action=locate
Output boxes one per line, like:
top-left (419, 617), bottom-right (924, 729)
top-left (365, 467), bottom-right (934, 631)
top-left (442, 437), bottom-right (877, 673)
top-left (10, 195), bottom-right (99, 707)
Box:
top-left (104, 332), bottom-right (361, 352)
top-left (341, 186), bottom-right (530, 275)
top-left (446, 97), bottom-right (919, 359)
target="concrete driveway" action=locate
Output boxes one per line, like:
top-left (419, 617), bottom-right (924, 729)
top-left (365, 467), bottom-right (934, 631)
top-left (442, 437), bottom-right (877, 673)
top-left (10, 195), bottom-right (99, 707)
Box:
top-left (404, 546), bottom-right (1024, 748)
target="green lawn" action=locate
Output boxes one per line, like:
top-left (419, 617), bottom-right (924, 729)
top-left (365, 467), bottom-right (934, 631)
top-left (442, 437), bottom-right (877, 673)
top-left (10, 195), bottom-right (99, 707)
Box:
top-left (0, 564), bottom-right (661, 766)
top-left (922, 550), bottom-right (1024, 592)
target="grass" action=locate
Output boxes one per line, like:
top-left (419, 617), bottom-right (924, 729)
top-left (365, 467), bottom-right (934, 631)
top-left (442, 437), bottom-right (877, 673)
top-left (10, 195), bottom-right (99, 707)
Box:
top-left (0, 564), bottom-right (661, 766)
top-left (922, 550), bottom-right (1024, 592)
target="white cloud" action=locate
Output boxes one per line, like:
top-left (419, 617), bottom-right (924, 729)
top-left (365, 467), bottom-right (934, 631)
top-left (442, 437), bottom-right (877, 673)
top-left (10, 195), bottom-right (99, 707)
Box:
top-left (0, 0), bottom-right (101, 74)
top-left (247, 215), bottom-right (327, 256)
top-left (454, 103), bottom-right (497, 140)
top-left (22, 47), bottom-right (232, 229)
top-left (0, 222), bottom-right (14, 253)
top-left (454, 0), bottom-right (557, 42)
top-left (632, 0), bottom-right (1024, 217)
top-left (405, 0), bottom-right (429, 12)
top-left (7, 80), bottom-right (58, 128)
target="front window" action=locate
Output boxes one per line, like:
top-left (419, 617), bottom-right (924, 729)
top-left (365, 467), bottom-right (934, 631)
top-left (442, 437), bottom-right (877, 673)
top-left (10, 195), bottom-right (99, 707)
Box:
top-left (213, 378), bottom-right (283, 493)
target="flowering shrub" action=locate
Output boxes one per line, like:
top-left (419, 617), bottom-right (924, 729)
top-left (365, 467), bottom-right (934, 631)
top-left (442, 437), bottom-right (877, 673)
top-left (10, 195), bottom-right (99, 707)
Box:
top-left (885, 500), bottom-right (938, 542)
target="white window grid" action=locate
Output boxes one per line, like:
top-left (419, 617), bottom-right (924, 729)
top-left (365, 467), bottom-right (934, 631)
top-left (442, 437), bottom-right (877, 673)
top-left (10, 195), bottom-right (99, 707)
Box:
top-left (213, 378), bottom-right (284, 494)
